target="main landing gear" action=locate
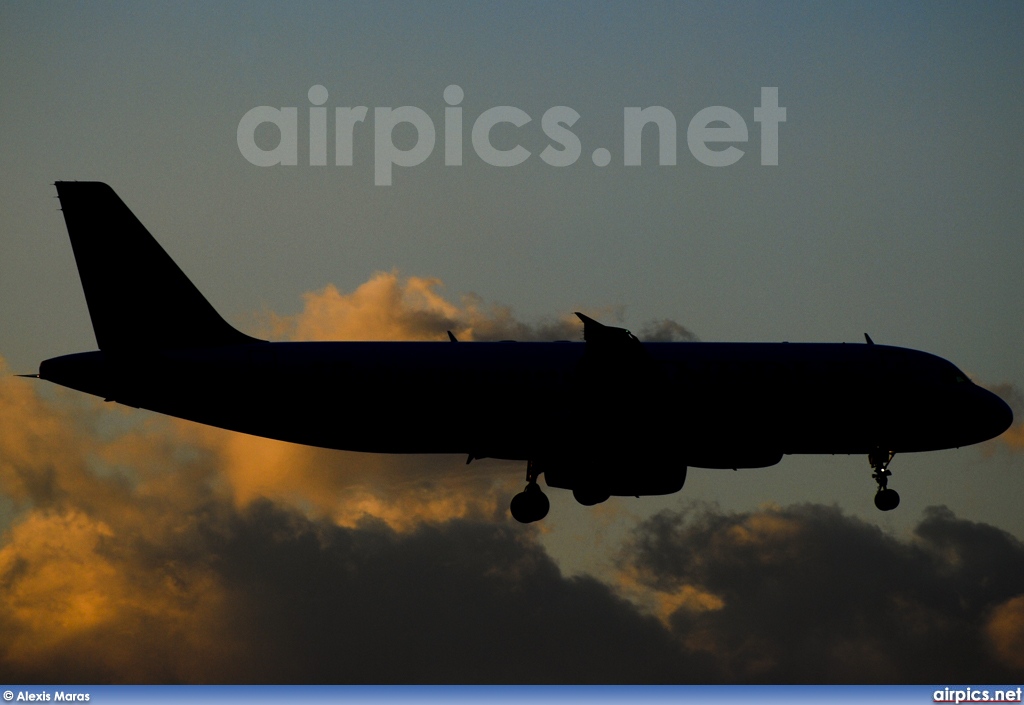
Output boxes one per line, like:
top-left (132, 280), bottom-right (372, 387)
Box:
top-left (510, 460), bottom-right (550, 523)
top-left (869, 448), bottom-right (900, 511)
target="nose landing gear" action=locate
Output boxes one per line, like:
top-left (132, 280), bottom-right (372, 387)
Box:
top-left (869, 448), bottom-right (900, 511)
top-left (510, 460), bottom-right (550, 523)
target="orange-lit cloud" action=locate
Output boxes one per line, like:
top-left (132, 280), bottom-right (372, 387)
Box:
top-left (615, 565), bottom-right (725, 628)
top-left (259, 270), bottom-right (585, 343)
top-left (0, 364), bottom-right (243, 681)
top-left (987, 595), bottom-right (1024, 671)
top-left (257, 270), bottom-right (696, 344)
top-left (179, 420), bottom-right (514, 531)
top-left (1001, 425), bottom-right (1024, 449)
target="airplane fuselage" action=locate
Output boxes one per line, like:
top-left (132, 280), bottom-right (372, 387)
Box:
top-left (40, 339), bottom-right (1011, 465)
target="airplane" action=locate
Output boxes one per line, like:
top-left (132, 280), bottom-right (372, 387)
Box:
top-left (25, 181), bottom-right (1013, 523)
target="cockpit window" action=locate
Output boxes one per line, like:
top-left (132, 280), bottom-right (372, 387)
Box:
top-left (946, 363), bottom-right (970, 384)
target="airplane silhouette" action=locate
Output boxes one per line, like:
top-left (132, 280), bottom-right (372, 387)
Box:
top-left (28, 182), bottom-right (1013, 523)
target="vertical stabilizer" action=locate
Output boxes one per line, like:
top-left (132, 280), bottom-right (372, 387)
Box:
top-left (55, 181), bottom-right (262, 350)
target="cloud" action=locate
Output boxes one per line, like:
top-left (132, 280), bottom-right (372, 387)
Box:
top-left (257, 270), bottom-right (693, 343)
top-left (637, 319), bottom-right (699, 343)
top-left (258, 271), bottom-right (584, 343)
top-left (176, 505), bottom-right (694, 683)
top-left (621, 503), bottom-right (1024, 682)
top-left (987, 595), bottom-right (1024, 671)
top-left (0, 363), bottom-right (236, 681)
top-left (0, 508), bottom-right (233, 682)
top-left (177, 420), bottom-right (512, 532)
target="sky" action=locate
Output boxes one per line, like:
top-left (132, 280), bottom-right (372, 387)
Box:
top-left (1, 0), bottom-right (1023, 683)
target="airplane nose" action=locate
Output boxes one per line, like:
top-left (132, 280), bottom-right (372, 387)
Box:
top-left (979, 386), bottom-right (1014, 440)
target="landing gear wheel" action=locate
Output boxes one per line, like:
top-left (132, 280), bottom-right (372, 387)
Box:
top-left (874, 488), bottom-right (900, 511)
top-left (868, 448), bottom-right (900, 511)
top-left (510, 483), bottom-right (550, 523)
top-left (572, 487), bottom-right (610, 506)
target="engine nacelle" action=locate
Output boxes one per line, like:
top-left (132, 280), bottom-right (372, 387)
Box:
top-left (687, 449), bottom-right (783, 469)
top-left (537, 454), bottom-right (686, 497)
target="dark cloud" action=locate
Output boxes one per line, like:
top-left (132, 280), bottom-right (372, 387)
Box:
top-left (6, 440), bottom-right (1024, 684)
top-left (622, 503), bottom-right (1024, 682)
top-left (189, 504), bottom-right (696, 683)
top-left (0, 499), bottom-right (698, 683)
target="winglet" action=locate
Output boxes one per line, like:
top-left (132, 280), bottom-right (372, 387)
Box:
top-left (574, 312), bottom-right (599, 340)
top-left (447, 330), bottom-right (458, 343)
top-left (864, 333), bottom-right (875, 345)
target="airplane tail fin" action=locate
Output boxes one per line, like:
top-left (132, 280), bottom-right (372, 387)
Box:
top-left (55, 181), bottom-right (263, 350)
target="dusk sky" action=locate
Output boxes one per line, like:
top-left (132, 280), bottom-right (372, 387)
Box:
top-left (1, 1), bottom-right (1023, 682)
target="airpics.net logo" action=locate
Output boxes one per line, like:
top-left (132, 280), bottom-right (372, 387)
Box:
top-left (237, 85), bottom-right (786, 186)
